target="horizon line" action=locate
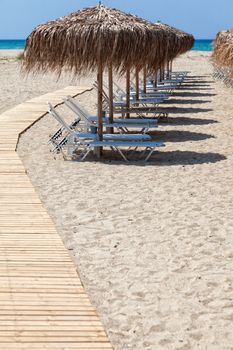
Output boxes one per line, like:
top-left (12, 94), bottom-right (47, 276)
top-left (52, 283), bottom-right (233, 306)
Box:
top-left (0, 38), bottom-right (214, 41)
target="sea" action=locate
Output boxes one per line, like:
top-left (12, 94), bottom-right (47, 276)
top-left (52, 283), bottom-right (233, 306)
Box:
top-left (0, 39), bottom-right (214, 51)
top-left (0, 39), bottom-right (25, 49)
top-left (192, 39), bottom-right (213, 52)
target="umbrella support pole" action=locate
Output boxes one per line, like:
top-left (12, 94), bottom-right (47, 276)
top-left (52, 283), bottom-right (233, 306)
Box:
top-left (143, 67), bottom-right (147, 94)
top-left (170, 60), bottom-right (173, 75)
top-left (126, 69), bottom-right (130, 118)
top-left (166, 61), bottom-right (170, 79)
top-left (154, 71), bottom-right (157, 88)
top-left (135, 68), bottom-right (140, 101)
top-left (107, 63), bottom-right (114, 134)
top-left (162, 63), bottom-right (165, 81)
top-left (159, 66), bottom-right (162, 82)
top-left (96, 61), bottom-right (103, 158)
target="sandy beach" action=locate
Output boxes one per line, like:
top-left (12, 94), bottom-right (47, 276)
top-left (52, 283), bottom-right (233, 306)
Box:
top-left (0, 49), bottom-right (23, 57)
top-left (1, 50), bottom-right (233, 349)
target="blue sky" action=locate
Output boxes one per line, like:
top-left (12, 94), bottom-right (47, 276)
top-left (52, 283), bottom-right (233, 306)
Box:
top-left (0, 0), bottom-right (232, 39)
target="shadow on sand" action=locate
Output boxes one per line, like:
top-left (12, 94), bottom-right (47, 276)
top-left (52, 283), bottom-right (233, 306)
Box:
top-left (185, 79), bottom-right (214, 84)
top-left (173, 92), bottom-right (216, 98)
top-left (166, 99), bottom-right (211, 105)
top-left (91, 151), bottom-right (226, 166)
top-left (156, 106), bottom-right (213, 114)
top-left (176, 86), bottom-right (214, 91)
top-left (150, 150), bottom-right (226, 166)
top-left (150, 130), bottom-right (215, 142)
top-left (159, 116), bottom-right (218, 126)
top-left (182, 83), bottom-right (211, 87)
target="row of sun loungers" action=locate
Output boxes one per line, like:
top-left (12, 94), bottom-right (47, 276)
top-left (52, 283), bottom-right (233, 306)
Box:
top-left (48, 71), bottom-right (188, 162)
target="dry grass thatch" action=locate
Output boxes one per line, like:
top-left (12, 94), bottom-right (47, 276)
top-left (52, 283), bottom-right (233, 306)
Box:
top-left (212, 29), bottom-right (233, 68)
top-left (22, 4), bottom-right (174, 76)
top-left (154, 22), bottom-right (194, 60)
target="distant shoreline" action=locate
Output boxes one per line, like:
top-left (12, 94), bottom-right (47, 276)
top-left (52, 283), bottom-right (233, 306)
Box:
top-left (0, 49), bottom-right (212, 59)
top-left (0, 39), bottom-right (213, 52)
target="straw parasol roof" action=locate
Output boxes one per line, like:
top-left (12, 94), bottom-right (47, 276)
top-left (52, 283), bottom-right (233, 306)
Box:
top-left (23, 4), bottom-right (171, 148)
top-left (23, 4), bottom-right (169, 76)
top-left (212, 29), bottom-right (233, 68)
top-left (154, 22), bottom-right (194, 61)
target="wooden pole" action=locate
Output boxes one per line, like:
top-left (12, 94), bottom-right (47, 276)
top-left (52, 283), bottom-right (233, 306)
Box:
top-left (159, 66), bottom-right (162, 82)
top-left (108, 63), bottom-right (114, 134)
top-left (154, 71), bottom-right (158, 88)
top-left (126, 68), bottom-right (130, 118)
top-left (162, 63), bottom-right (165, 81)
top-left (97, 61), bottom-right (103, 157)
top-left (143, 66), bottom-right (147, 93)
top-left (166, 61), bottom-right (170, 79)
top-left (135, 68), bottom-right (140, 101)
top-left (170, 60), bottom-right (173, 74)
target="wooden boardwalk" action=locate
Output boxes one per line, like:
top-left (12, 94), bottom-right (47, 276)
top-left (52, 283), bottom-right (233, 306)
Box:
top-left (0, 87), bottom-right (113, 349)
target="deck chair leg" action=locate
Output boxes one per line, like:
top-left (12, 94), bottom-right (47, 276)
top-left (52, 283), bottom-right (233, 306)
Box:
top-left (118, 127), bottom-right (125, 134)
top-left (139, 146), bottom-right (149, 159)
top-left (144, 147), bottom-right (156, 162)
top-left (128, 146), bottom-right (138, 158)
top-left (141, 127), bottom-right (149, 134)
top-left (112, 146), bottom-right (128, 162)
top-left (79, 146), bottom-right (93, 161)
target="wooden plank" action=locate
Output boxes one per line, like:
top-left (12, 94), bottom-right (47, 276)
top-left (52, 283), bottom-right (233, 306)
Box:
top-left (0, 343), bottom-right (111, 348)
top-left (0, 344), bottom-right (112, 349)
top-left (0, 86), bottom-right (112, 349)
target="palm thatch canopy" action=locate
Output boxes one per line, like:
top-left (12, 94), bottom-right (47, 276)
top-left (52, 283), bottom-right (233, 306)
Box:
top-left (23, 4), bottom-right (170, 76)
top-left (154, 22), bottom-right (194, 60)
top-left (212, 29), bottom-right (233, 68)
top-left (23, 4), bottom-right (173, 147)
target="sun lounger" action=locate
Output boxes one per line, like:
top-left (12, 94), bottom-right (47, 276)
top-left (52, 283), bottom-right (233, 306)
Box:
top-left (129, 82), bottom-right (170, 100)
top-left (98, 83), bottom-right (165, 109)
top-left (105, 81), bottom-right (170, 102)
top-left (64, 96), bottom-right (160, 127)
top-left (97, 90), bottom-right (168, 119)
top-left (48, 115), bottom-right (81, 145)
top-left (48, 103), bottom-right (153, 154)
top-left (70, 139), bottom-right (165, 162)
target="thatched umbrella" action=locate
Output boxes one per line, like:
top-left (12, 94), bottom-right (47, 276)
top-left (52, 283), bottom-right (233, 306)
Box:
top-left (23, 4), bottom-right (168, 145)
top-left (211, 29), bottom-right (233, 86)
top-left (212, 29), bottom-right (233, 68)
top-left (132, 22), bottom-right (175, 95)
top-left (136, 22), bottom-right (194, 93)
top-left (154, 22), bottom-right (194, 79)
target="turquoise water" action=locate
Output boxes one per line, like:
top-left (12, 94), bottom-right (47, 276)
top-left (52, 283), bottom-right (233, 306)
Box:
top-left (0, 39), bottom-right (214, 52)
top-left (192, 39), bottom-right (213, 52)
top-left (0, 39), bottom-right (25, 49)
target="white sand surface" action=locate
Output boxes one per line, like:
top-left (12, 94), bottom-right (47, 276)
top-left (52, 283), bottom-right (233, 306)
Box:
top-left (2, 51), bottom-right (233, 349)
top-left (0, 49), bottom-right (23, 57)
top-left (0, 50), bottom-right (96, 114)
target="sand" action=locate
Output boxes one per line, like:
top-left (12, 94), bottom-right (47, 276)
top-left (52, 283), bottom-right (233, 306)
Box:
top-left (0, 51), bottom-right (96, 114)
top-left (0, 49), bottom-right (23, 57)
top-left (2, 50), bottom-right (233, 349)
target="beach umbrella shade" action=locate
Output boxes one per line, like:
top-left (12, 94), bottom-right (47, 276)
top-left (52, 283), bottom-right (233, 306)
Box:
top-left (131, 22), bottom-right (176, 95)
top-left (23, 4), bottom-right (168, 146)
top-left (212, 29), bottom-right (233, 68)
top-left (154, 22), bottom-right (194, 78)
top-left (155, 22), bottom-right (194, 56)
top-left (137, 22), bottom-right (194, 93)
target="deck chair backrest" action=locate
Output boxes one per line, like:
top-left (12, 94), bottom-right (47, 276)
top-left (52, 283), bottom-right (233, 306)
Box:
top-left (64, 97), bottom-right (91, 126)
top-left (131, 81), bottom-right (147, 93)
top-left (112, 81), bottom-right (125, 97)
top-left (93, 83), bottom-right (111, 107)
top-left (67, 96), bottom-right (90, 117)
top-left (103, 81), bottom-right (120, 100)
top-left (48, 103), bottom-right (73, 133)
